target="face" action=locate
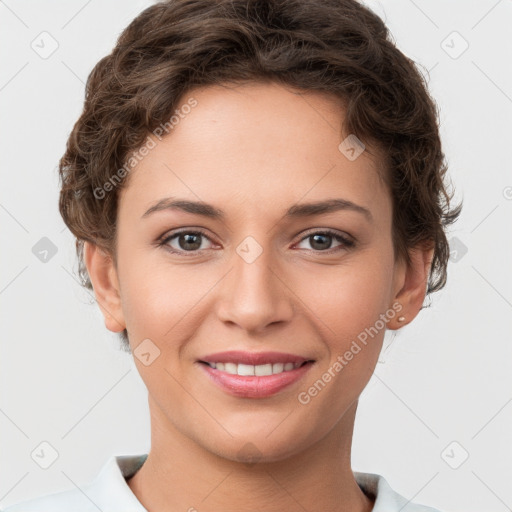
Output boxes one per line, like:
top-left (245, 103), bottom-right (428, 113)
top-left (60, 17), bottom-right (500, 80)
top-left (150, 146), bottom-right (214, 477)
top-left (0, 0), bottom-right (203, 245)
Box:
top-left (87, 81), bottom-right (426, 463)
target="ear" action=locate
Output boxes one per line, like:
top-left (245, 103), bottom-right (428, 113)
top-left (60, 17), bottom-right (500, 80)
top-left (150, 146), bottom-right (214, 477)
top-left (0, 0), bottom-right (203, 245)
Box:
top-left (388, 244), bottom-right (434, 330)
top-left (83, 241), bottom-right (126, 333)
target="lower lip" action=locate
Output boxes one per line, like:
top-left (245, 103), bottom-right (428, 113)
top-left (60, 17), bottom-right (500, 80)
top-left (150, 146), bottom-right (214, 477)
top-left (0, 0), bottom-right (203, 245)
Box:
top-left (198, 361), bottom-right (314, 398)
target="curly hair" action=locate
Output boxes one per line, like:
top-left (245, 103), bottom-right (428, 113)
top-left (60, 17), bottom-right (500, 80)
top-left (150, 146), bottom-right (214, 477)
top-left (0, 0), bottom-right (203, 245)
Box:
top-left (58, 0), bottom-right (461, 351)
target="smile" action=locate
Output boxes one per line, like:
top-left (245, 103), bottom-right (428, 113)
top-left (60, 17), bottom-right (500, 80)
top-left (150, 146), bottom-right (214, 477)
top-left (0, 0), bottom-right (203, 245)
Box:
top-left (198, 360), bottom-right (315, 398)
top-left (202, 361), bottom-right (305, 376)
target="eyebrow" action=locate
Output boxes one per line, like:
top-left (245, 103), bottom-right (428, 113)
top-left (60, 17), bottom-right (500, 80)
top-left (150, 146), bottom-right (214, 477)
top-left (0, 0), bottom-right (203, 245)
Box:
top-left (141, 197), bottom-right (372, 222)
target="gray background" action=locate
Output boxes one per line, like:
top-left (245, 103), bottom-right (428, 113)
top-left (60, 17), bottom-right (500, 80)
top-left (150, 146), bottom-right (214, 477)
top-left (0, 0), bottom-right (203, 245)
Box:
top-left (1, 1), bottom-right (511, 510)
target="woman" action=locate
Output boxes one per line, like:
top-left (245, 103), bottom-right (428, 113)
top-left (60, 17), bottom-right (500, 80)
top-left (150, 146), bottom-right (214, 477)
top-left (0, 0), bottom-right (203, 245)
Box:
top-left (3, 0), bottom-right (460, 510)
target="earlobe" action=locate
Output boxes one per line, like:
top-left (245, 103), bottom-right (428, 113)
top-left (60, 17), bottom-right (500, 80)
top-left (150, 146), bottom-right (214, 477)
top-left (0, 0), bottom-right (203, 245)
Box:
top-left (83, 241), bottom-right (126, 333)
top-left (389, 244), bottom-right (434, 330)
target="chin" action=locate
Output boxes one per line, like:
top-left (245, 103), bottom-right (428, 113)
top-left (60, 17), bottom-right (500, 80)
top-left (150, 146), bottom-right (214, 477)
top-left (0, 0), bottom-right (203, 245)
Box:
top-left (204, 433), bottom-right (309, 466)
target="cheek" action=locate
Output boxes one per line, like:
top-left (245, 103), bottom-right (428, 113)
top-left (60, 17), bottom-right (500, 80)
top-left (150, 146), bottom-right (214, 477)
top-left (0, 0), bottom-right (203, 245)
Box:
top-left (116, 245), bottom-right (173, 339)
top-left (292, 257), bottom-right (394, 426)
top-left (118, 255), bottom-right (217, 344)
top-left (293, 252), bottom-right (395, 340)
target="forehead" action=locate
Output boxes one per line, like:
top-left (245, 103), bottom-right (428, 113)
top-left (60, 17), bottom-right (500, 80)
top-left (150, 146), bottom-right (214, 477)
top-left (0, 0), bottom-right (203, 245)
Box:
top-left (120, 81), bottom-right (389, 220)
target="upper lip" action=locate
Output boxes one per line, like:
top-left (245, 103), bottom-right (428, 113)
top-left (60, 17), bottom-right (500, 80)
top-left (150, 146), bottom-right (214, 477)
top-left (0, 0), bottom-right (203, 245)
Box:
top-left (199, 351), bottom-right (314, 366)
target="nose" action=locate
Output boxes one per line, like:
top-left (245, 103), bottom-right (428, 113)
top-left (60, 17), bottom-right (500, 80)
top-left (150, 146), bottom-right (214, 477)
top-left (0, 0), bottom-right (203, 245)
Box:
top-left (215, 244), bottom-right (294, 334)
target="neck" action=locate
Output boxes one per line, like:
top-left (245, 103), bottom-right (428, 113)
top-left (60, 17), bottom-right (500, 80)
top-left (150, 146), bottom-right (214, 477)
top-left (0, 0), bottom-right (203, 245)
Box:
top-left (127, 398), bottom-right (374, 512)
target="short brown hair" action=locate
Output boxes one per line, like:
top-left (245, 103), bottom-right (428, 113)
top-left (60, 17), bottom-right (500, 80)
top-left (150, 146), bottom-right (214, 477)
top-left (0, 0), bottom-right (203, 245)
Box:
top-left (58, 0), bottom-right (461, 351)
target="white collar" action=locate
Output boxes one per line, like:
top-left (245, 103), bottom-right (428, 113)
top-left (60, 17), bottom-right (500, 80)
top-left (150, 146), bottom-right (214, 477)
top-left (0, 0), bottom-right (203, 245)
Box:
top-left (3, 453), bottom-right (441, 512)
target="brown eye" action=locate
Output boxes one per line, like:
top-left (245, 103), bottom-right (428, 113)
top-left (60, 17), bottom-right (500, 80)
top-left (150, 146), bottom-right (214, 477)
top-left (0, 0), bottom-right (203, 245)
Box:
top-left (309, 233), bottom-right (335, 251)
top-left (160, 230), bottom-right (214, 254)
top-left (295, 230), bottom-right (354, 253)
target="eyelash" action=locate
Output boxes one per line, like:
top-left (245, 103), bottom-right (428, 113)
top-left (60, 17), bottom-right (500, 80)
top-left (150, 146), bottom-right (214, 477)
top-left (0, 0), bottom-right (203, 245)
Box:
top-left (157, 228), bottom-right (355, 256)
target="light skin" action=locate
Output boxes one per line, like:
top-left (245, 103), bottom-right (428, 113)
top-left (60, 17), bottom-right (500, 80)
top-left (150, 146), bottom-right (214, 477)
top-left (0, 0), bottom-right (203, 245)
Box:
top-left (85, 81), bottom-right (433, 512)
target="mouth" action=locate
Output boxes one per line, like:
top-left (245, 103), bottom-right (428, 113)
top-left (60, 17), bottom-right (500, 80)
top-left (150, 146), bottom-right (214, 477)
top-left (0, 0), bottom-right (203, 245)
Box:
top-left (198, 359), bottom-right (313, 376)
top-left (196, 351), bottom-right (316, 398)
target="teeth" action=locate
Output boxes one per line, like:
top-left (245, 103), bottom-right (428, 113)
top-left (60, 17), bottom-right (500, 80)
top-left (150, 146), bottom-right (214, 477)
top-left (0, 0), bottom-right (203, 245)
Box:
top-left (255, 363), bottom-right (272, 376)
top-left (225, 362), bottom-right (237, 374)
top-left (237, 363), bottom-right (254, 376)
top-left (272, 362), bottom-right (284, 373)
top-left (207, 361), bottom-right (303, 376)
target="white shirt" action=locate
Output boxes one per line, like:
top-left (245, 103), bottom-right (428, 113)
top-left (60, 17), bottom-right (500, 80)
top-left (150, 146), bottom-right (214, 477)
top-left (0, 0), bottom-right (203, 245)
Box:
top-left (1, 453), bottom-right (443, 512)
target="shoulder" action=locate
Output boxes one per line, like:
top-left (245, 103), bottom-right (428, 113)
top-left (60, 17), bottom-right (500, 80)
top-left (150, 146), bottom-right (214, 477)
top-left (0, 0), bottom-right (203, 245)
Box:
top-left (354, 471), bottom-right (445, 512)
top-left (1, 453), bottom-right (148, 512)
top-left (1, 486), bottom-right (99, 512)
